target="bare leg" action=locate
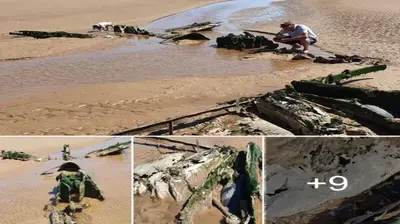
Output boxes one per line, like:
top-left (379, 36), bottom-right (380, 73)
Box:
top-left (299, 37), bottom-right (310, 52)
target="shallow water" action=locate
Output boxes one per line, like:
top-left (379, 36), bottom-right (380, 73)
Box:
top-left (0, 137), bottom-right (132, 224)
top-left (0, 0), bottom-right (292, 99)
top-left (145, 0), bottom-right (285, 33)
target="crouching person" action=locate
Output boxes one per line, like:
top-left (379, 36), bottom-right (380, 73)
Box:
top-left (273, 21), bottom-right (318, 53)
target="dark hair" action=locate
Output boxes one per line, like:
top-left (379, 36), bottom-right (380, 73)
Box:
top-left (280, 22), bottom-right (295, 28)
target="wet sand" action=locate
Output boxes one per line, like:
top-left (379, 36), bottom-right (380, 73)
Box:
top-left (134, 137), bottom-right (263, 224)
top-left (0, 137), bottom-right (132, 224)
top-left (1, 0), bottom-right (399, 134)
top-left (0, 0), bottom-right (227, 61)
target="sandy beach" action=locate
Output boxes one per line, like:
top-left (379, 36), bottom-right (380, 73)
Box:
top-left (0, 137), bottom-right (132, 224)
top-left (0, 0), bottom-right (399, 134)
top-left (0, 0), bottom-right (225, 61)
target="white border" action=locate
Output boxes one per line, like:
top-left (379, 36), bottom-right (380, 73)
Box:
top-left (262, 136), bottom-right (265, 224)
top-left (131, 136), bottom-right (134, 224)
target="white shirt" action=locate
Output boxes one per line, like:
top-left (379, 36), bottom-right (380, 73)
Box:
top-left (280, 24), bottom-right (318, 40)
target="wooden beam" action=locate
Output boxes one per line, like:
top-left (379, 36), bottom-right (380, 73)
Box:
top-left (112, 100), bottom-right (251, 135)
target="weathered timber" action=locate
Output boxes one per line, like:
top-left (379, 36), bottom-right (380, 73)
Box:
top-left (9, 31), bottom-right (94, 39)
top-left (291, 81), bottom-right (400, 112)
top-left (112, 100), bottom-right (251, 135)
top-left (175, 150), bottom-right (238, 224)
top-left (165, 21), bottom-right (221, 33)
top-left (85, 141), bottom-right (130, 158)
top-left (256, 90), bottom-right (347, 135)
top-left (309, 64), bottom-right (387, 84)
top-left (140, 137), bottom-right (212, 150)
top-left (243, 29), bottom-right (277, 36)
top-left (302, 93), bottom-right (400, 134)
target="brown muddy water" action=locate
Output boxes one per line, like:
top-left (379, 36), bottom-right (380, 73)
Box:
top-left (0, 0), bottom-right (333, 100)
top-left (133, 137), bottom-right (263, 224)
top-left (0, 137), bottom-right (132, 224)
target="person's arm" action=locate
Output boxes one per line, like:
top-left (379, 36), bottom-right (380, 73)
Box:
top-left (274, 29), bottom-right (286, 39)
top-left (282, 26), bottom-right (309, 41)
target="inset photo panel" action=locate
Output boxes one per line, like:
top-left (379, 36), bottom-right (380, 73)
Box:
top-left (265, 137), bottom-right (400, 224)
top-left (133, 136), bottom-right (264, 224)
top-left (0, 136), bottom-right (132, 224)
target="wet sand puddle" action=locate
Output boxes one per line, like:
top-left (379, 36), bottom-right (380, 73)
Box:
top-left (0, 137), bottom-right (131, 224)
top-left (0, 0), bottom-right (330, 100)
top-left (134, 137), bottom-right (263, 224)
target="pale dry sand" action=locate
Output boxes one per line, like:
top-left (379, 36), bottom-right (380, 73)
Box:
top-left (0, 0), bottom-right (224, 60)
top-left (272, 0), bottom-right (400, 64)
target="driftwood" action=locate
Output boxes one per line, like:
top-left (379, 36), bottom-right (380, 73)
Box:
top-left (165, 21), bottom-right (221, 33)
top-left (243, 29), bottom-right (277, 36)
top-left (85, 141), bottom-right (130, 158)
top-left (9, 31), bottom-right (94, 39)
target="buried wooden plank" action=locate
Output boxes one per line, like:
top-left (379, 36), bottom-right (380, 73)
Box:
top-left (139, 137), bottom-right (212, 150)
top-left (112, 101), bottom-right (251, 135)
top-left (9, 31), bottom-right (94, 39)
